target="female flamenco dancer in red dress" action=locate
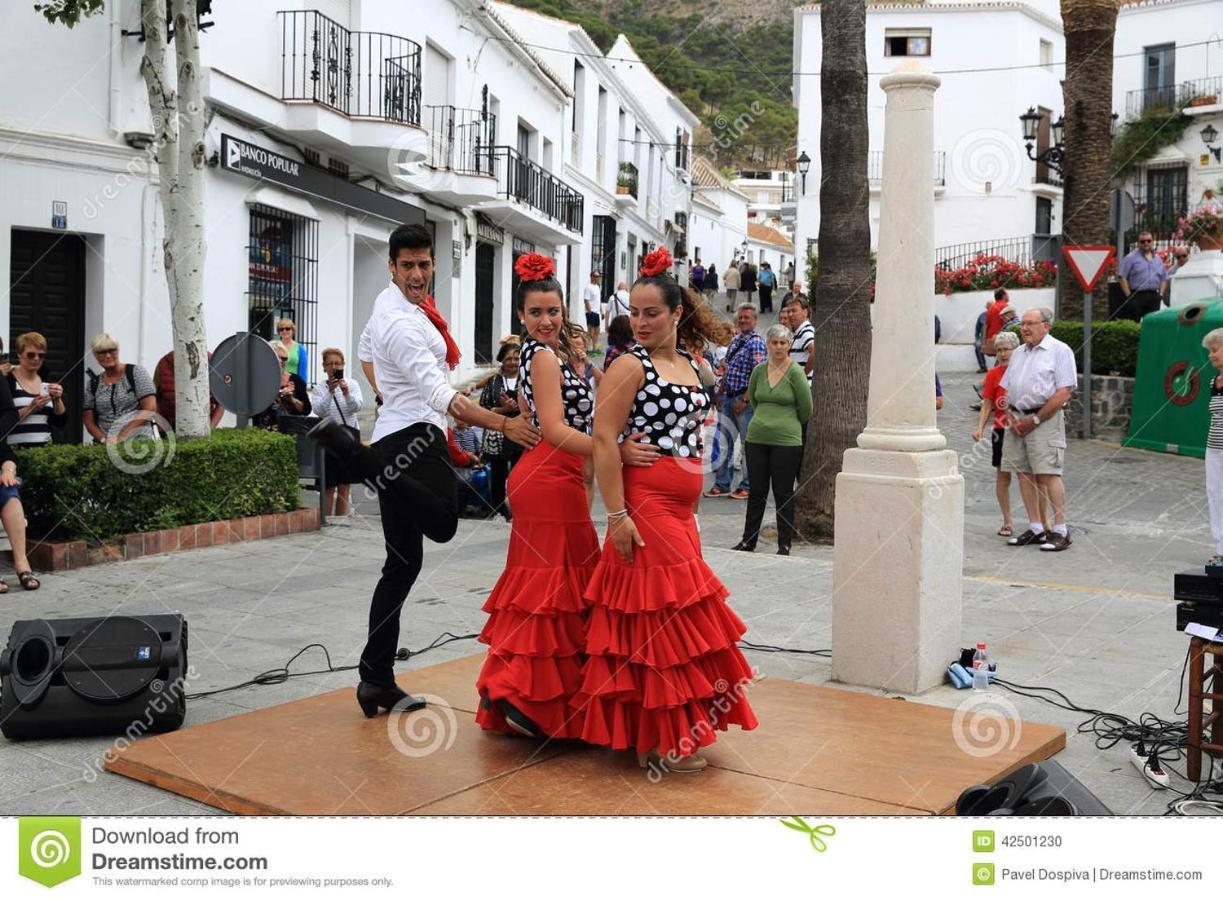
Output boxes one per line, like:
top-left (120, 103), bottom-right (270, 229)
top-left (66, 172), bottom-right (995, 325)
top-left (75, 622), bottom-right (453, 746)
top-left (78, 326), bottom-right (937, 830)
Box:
top-left (572, 248), bottom-right (759, 774)
top-left (475, 254), bottom-right (603, 738)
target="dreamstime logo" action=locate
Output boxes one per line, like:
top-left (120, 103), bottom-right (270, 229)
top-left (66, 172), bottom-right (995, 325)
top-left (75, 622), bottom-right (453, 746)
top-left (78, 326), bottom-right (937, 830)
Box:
top-left (386, 694), bottom-right (458, 758)
top-left (386, 129), bottom-right (444, 193)
top-left (952, 691), bottom-right (1023, 758)
top-left (18, 818), bottom-right (81, 887)
top-left (105, 413), bottom-right (176, 475)
top-left (949, 129), bottom-right (1025, 193)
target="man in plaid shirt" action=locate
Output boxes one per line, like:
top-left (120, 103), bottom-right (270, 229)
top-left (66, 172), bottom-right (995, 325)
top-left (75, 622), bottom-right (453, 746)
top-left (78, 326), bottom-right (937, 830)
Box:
top-left (706, 304), bottom-right (767, 498)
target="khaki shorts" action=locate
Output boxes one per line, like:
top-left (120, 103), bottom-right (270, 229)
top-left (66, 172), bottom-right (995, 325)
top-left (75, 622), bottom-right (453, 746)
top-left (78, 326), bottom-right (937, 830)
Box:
top-left (1000, 408), bottom-right (1066, 476)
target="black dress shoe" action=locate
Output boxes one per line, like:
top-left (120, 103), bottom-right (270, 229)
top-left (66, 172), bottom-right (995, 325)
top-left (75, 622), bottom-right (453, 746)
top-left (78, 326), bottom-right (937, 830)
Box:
top-left (732, 540), bottom-right (756, 552)
top-left (356, 681), bottom-right (426, 718)
top-left (776, 546), bottom-right (790, 556)
top-left (309, 418), bottom-right (361, 456)
top-left (496, 698), bottom-right (542, 737)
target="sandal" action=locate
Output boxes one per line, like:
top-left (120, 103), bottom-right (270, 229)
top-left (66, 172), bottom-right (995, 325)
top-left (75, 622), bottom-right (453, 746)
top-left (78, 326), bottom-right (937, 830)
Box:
top-left (16, 571), bottom-right (39, 591)
top-left (997, 525), bottom-right (1013, 537)
top-left (0, 580), bottom-right (8, 594)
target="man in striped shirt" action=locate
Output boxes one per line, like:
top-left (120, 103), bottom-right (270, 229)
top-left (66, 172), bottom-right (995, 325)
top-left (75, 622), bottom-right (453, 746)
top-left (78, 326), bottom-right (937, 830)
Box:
top-left (780, 292), bottom-right (814, 378)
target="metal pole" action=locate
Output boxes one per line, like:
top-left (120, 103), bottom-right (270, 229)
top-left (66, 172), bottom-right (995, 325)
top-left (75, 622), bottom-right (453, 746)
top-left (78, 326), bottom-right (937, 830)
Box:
top-left (1082, 291), bottom-right (1093, 440)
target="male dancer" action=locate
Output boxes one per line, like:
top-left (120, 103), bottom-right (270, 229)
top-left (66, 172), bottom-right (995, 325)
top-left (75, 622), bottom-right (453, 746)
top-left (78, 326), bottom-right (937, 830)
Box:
top-left (311, 223), bottom-right (540, 717)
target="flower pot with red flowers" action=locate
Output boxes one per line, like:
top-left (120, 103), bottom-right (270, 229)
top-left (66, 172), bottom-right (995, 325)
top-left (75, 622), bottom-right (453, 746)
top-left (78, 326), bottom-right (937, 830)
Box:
top-left (1178, 204), bottom-right (1223, 252)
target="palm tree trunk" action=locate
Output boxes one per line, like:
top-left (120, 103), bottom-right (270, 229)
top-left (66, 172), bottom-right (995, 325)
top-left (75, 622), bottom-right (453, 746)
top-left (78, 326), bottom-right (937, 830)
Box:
top-left (1058, 0), bottom-right (1119, 319)
top-left (794, 0), bottom-right (872, 542)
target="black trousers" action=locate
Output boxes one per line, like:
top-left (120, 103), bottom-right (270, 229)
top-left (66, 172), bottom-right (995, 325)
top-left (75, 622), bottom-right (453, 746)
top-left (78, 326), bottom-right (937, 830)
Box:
top-left (348, 423), bottom-right (459, 686)
top-left (489, 456), bottom-right (514, 516)
top-left (759, 285), bottom-right (774, 312)
top-left (742, 441), bottom-right (802, 549)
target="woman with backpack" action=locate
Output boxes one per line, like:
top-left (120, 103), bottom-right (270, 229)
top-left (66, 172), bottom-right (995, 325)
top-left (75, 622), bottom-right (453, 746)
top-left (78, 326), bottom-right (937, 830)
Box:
top-left (83, 334), bottom-right (157, 444)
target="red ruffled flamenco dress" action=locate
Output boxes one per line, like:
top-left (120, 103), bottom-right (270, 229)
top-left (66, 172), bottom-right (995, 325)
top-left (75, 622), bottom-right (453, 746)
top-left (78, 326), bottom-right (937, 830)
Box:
top-left (571, 454), bottom-right (759, 757)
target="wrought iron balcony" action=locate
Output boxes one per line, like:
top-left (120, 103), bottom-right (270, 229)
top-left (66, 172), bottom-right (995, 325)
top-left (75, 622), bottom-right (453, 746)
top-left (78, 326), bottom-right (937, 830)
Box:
top-left (1126, 76), bottom-right (1223, 119)
top-left (492, 146), bottom-right (584, 233)
top-left (867, 150), bottom-right (947, 186)
top-left (279, 10), bottom-right (421, 126)
top-left (616, 161), bottom-right (639, 200)
top-left (425, 105), bottom-right (496, 175)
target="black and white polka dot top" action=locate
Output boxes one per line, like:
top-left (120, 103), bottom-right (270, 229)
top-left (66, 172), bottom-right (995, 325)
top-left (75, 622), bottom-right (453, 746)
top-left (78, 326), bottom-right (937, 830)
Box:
top-left (621, 345), bottom-right (709, 458)
top-left (519, 338), bottom-right (594, 435)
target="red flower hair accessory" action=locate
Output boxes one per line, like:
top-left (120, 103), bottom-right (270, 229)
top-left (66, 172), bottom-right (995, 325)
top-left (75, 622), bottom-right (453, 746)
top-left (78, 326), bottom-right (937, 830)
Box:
top-left (639, 247), bottom-right (673, 278)
top-left (514, 253), bottom-right (556, 282)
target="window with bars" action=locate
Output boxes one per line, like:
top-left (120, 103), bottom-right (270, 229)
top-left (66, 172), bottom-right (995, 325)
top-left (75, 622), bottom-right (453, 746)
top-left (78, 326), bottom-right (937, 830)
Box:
top-left (247, 205), bottom-right (319, 385)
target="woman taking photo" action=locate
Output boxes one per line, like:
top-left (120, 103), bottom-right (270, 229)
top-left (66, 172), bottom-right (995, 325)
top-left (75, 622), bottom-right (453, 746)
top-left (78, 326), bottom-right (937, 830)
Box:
top-left (253, 340), bottom-right (311, 429)
top-left (733, 323), bottom-right (812, 555)
top-left (573, 247), bottom-right (758, 775)
top-left (7, 332), bottom-right (65, 447)
top-left (475, 253), bottom-right (600, 739)
top-left (479, 341), bottom-right (524, 520)
top-left (311, 347), bottom-right (363, 517)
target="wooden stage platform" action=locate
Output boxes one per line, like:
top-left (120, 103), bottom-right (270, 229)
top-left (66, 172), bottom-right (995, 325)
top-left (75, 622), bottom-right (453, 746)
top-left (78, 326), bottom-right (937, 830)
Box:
top-left (105, 655), bottom-right (1065, 815)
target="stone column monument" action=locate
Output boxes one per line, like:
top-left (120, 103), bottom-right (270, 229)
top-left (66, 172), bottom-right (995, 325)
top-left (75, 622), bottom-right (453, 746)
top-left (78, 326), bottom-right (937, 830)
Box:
top-left (831, 62), bottom-right (964, 694)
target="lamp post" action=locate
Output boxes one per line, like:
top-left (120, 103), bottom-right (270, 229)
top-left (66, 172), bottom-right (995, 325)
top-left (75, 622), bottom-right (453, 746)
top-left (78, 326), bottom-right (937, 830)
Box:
top-left (797, 151), bottom-right (811, 195)
top-left (1019, 106), bottom-right (1065, 175)
top-left (1203, 123), bottom-right (1221, 164)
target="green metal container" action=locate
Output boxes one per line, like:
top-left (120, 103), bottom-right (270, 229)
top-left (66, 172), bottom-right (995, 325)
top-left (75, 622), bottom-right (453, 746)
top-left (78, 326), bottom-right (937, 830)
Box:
top-left (1123, 299), bottom-right (1223, 458)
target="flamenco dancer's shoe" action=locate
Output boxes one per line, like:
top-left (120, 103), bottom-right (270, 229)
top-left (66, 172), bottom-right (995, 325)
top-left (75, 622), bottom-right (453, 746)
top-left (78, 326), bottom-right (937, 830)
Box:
top-left (357, 681), bottom-right (426, 717)
top-left (636, 749), bottom-right (708, 774)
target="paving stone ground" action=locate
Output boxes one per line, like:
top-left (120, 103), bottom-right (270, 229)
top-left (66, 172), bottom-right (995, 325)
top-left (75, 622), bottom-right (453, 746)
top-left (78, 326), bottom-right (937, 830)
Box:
top-left (0, 339), bottom-right (1214, 815)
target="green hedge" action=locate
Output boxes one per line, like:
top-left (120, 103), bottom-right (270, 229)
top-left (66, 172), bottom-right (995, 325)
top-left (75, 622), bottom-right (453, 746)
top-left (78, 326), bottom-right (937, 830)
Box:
top-left (1046, 320), bottom-right (1142, 377)
top-left (17, 428), bottom-right (300, 542)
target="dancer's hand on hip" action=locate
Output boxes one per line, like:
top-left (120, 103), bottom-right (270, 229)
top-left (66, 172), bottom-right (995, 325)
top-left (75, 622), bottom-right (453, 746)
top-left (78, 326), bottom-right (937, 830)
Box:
top-left (609, 515), bottom-right (644, 562)
top-left (620, 432), bottom-right (661, 467)
top-left (504, 416), bottom-right (542, 448)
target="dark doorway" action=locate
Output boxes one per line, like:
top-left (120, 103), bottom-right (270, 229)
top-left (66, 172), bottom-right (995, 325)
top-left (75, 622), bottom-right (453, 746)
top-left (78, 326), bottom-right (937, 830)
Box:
top-left (1035, 196), bottom-right (1053, 236)
top-left (475, 243), bottom-right (495, 364)
top-left (9, 229), bottom-right (86, 443)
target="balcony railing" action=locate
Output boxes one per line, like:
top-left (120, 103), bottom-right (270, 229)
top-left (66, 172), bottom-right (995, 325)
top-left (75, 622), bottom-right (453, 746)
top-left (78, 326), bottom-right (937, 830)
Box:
top-left (279, 10), bottom-right (421, 126)
top-left (616, 161), bottom-right (639, 200)
top-left (934, 235), bottom-right (1035, 272)
top-left (1125, 76), bottom-right (1223, 118)
top-left (867, 150), bottom-right (947, 186)
top-left (425, 105), bottom-right (496, 175)
top-left (492, 146), bottom-right (584, 233)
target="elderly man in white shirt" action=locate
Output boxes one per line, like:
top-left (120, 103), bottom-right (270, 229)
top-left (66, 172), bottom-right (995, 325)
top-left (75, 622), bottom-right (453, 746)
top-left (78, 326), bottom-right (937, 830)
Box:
top-left (310, 223), bottom-right (541, 717)
top-left (999, 306), bottom-right (1077, 551)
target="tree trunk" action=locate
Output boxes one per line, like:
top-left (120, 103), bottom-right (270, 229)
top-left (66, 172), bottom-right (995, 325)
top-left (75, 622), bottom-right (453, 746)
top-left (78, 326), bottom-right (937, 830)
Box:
top-left (794, 0), bottom-right (872, 542)
top-left (140, 0), bottom-right (210, 438)
top-left (1058, 0), bottom-right (1118, 319)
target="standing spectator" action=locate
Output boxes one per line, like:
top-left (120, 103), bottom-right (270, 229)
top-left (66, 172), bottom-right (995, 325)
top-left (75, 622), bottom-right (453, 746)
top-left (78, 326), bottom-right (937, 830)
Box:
top-left (780, 280), bottom-right (806, 309)
top-left (689, 257), bottom-right (705, 293)
top-left (983, 287), bottom-right (1009, 357)
top-left (83, 334), bottom-right (158, 443)
top-left (312, 347), bottom-right (363, 517)
top-left (252, 340), bottom-right (311, 429)
top-left (154, 350), bottom-right (224, 432)
top-left (740, 261), bottom-right (758, 307)
top-left (972, 331), bottom-right (1020, 537)
top-left (723, 262), bottom-right (740, 312)
top-left (569, 330), bottom-right (603, 388)
top-left (1167, 246), bottom-right (1190, 278)
top-left (703, 263), bottom-right (719, 307)
top-left (1118, 230), bottom-right (1168, 319)
top-left (785, 259), bottom-right (795, 288)
top-left (1000, 307), bottom-right (1076, 551)
top-left (602, 315), bottom-right (635, 370)
top-left (1203, 328), bottom-right (1223, 567)
top-left (708, 320), bottom-right (734, 371)
top-left (582, 271), bottom-right (603, 348)
top-left (973, 298), bottom-right (990, 373)
top-left (275, 317), bottom-right (309, 383)
top-left (758, 261), bottom-right (776, 313)
top-left (0, 374), bottom-right (34, 589)
top-left (479, 342), bottom-right (523, 520)
top-left (607, 281), bottom-right (632, 320)
top-left (780, 294), bottom-right (815, 379)
top-left (733, 323), bottom-right (812, 555)
top-left (7, 332), bottom-right (65, 447)
top-left (705, 304), bottom-right (767, 498)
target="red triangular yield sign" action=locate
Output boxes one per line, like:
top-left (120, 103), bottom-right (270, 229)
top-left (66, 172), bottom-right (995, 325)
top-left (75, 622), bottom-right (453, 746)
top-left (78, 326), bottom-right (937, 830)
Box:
top-left (1062, 245), bottom-right (1116, 292)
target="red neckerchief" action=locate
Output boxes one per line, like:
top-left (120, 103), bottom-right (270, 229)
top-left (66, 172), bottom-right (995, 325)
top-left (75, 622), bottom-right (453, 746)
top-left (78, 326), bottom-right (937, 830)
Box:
top-left (416, 294), bottom-right (461, 370)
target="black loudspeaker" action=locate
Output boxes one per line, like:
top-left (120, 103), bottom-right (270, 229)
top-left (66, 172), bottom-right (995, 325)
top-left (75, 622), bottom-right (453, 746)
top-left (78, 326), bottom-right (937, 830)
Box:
top-left (955, 761), bottom-right (1113, 816)
top-left (0, 615), bottom-right (187, 741)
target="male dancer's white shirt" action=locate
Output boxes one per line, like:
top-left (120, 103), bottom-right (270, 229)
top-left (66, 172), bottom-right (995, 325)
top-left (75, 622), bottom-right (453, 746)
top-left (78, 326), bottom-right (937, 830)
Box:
top-left (358, 282), bottom-right (457, 442)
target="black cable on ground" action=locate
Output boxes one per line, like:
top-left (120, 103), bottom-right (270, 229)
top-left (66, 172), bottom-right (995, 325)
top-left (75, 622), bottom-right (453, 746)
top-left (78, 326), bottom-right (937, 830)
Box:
top-left (737, 640), bottom-right (831, 657)
top-left (184, 632), bottom-right (479, 701)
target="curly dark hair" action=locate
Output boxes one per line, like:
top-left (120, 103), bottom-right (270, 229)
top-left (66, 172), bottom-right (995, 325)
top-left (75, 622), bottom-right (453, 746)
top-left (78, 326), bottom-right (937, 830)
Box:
top-left (632, 273), bottom-right (719, 355)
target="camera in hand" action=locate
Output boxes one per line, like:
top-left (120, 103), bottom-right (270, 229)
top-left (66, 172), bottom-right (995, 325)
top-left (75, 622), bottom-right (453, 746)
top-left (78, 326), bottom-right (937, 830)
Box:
top-left (333, 368), bottom-right (343, 381)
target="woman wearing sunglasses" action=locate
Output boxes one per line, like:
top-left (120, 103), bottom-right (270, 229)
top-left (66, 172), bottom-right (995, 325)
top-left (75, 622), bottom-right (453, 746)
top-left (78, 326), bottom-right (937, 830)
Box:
top-left (6, 332), bottom-right (65, 448)
top-left (275, 318), bottom-right (309, 384)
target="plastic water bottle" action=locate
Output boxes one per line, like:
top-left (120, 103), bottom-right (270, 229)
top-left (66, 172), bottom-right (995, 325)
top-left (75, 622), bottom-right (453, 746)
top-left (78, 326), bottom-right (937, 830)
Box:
top-left (972, 643), bottom-right (991, 692)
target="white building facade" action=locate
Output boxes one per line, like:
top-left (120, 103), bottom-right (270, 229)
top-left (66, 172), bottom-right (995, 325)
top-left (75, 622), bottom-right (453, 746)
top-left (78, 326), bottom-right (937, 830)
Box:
top-left (793, 1), bottom-right (1066, 269)
top-left (1, 0), bottom-right (727, 441)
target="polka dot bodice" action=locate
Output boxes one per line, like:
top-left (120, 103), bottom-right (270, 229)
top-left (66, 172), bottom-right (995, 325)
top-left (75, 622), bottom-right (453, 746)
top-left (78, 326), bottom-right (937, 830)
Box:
top-left (519, 338), bottom-right (594, 435)
top-left (622, 345), bottom-right (709, 458)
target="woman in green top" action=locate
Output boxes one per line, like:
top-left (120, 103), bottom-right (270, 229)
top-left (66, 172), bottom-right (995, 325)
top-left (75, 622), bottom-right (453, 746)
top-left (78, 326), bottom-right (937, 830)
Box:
top-left (733, 323), bottom-right (812, 556)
